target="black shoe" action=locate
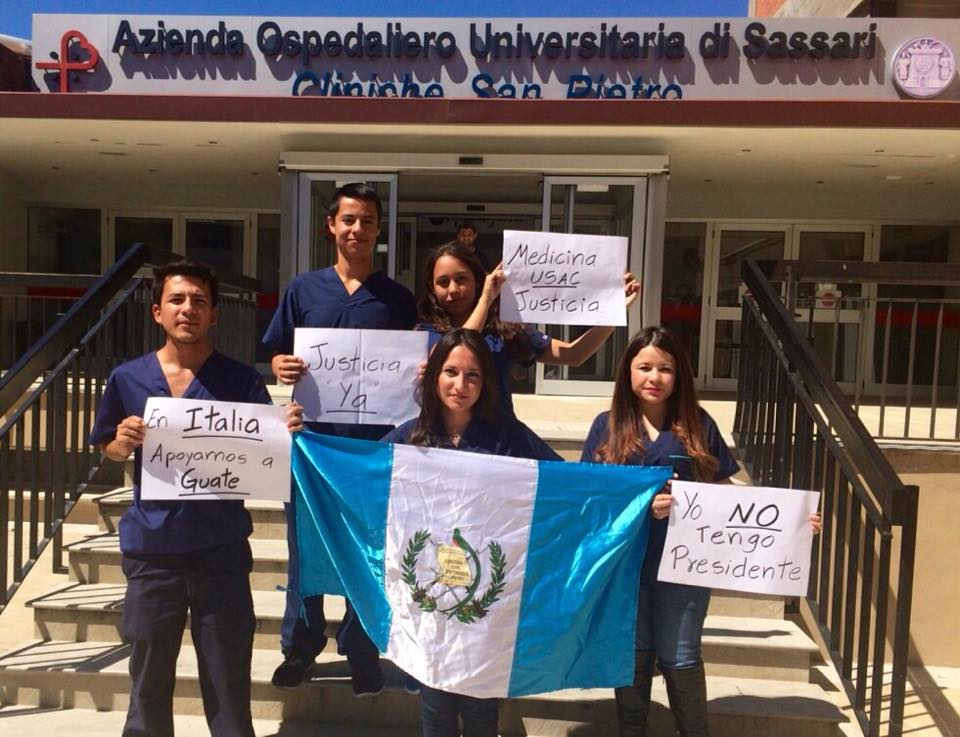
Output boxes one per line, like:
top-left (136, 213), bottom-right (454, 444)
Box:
top-left (403, 673), bottom-right (422, 695)
top-left (271, 653), bottom-right (313, 688)
top-left (351, 665), bottom-right (385, 698)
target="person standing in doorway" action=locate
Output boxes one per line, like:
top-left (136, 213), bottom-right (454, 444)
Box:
top-left (455, 221), bottom-right (489, 269)
top-left (262, 182), bottom-right (417, 696)
top-left (90, 260), bottom-right (304, 737)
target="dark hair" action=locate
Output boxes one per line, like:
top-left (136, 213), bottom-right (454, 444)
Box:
top-left (328, 182), bottom-right (383, 223)
top-left (409, 328), bottom-right (500, 446)
top-left (417, 242), bottom-right (540, 364)
top-left (456, 222), bottom-right (476, 233)
top-left (152, 260), bottom-right (219, 307)
top-left (594, 326), bottom-right (717, 482)
top-left (418, 241), bottom-right (489, 332)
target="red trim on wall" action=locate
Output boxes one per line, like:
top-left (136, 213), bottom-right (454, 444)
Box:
top-left (2, 92), bottom-right (959, 128)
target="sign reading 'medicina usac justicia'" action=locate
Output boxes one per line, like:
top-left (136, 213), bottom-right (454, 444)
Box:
top-left (32, 15), bottom-right (960, 101)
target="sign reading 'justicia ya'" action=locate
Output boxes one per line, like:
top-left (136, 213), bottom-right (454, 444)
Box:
top-left (31, 15), bottom-right (960, 100)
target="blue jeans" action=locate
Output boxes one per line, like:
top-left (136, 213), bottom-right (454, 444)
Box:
top-left (635, 579), bottom-right (710, 669)
top-left (421, 685), bottom-right (499, 737)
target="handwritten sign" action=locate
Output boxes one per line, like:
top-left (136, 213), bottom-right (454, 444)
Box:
top-left (141, 397), bottom-right (291, 502)
top-left (293, 328), bottom-right (427, 425)
top-left (657, 481), bottom-right (820, 597)
top-left (499, 230), bottom-right (628, 327)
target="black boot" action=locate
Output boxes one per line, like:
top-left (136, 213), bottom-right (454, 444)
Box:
top-left (615, 651), bottom-right (656, 737)
top-left (661, 661), bottom-right (709, 737)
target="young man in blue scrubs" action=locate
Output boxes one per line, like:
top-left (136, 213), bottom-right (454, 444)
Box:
top-left (263, 182), bottom-right (417, 695)
top-left (90, 260), bottom-right (288, 737)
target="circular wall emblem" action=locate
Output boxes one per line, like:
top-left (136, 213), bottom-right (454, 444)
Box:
top-left (893, 37), bottom-right (956, 98)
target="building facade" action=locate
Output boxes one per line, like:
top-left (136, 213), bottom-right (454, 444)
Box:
top-left (2, 13), bottom-right (959, 399)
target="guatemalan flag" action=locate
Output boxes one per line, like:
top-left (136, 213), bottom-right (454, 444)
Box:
top-left (292, 431), bottom-right (671, 699)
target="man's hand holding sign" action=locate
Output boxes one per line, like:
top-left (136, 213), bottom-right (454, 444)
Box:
top-left (657, 480), bottom-right (822, 597)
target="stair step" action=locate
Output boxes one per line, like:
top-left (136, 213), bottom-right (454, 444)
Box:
top-left (92, 488), bottom-right (287, 539)
top-left (28, 583), bottom-right (816, 681)
top-left (0, 640), bottom-right (844, 736)
top-left (0, 705), bottom-right (421, 737)
top-left (65, 535), bottom-right (288, 590)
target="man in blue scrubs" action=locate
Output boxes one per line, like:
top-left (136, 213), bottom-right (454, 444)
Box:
top-left (263, 182), bottom-right (417, 695)
top-left (90, 261), bottom-right (274, 737)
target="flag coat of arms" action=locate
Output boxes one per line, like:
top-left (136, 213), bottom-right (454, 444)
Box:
top-left (293, 431), bottom-right (671, 699)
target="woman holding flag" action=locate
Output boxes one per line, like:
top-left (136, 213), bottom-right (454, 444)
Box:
top-left (581, 326), bottom-right (820, 737)
top-left (417, 241), bottom-right (640, 414)
top-left (382, 327), bottom-right (561, 737)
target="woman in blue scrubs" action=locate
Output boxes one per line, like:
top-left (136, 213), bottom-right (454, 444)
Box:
top-left (417, 242), bottom-right (639, 415)
top-left (382, 328), bottom-right (561, 737)
top-left (581, 326), bottom-right (820, 737)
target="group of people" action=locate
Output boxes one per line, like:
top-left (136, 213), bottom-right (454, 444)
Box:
top-left (91, 182), bottom-right (818, 737)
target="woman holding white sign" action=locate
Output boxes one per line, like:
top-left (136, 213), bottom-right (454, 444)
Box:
top-left (382, 328), bottom-right (561, 737)
top-left (417, 242), bottom-right (639, 414)
top-left (581, 326), bottom-right (738, 737)
top-left (581, 326), bottom-right (820, 737)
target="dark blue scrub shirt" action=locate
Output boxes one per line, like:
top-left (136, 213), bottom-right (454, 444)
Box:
top-left (417, 324), bottom-right (551, 416)
top-left (262, 266), bottom-right (418, 440)
top-left (580, 409), bottom-right (739, 582)
top-left (382, 415), bottom-right (562, 462)
top-left (89, 351), bottom-right (271, 556)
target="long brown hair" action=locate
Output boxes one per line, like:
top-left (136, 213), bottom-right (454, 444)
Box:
top-left (417, 242), bottom-right (539, 364)
top-left (409, 328), bottom-right (501, 447)
top-left (594, 326), bottom-right (718, 482)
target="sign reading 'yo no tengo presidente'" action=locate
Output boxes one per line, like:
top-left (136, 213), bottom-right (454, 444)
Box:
top-left (141, 397), bottom-right (292, 502)
top-left (499, 230), bottom-right (628, 327)
top-left (293, 328), bottom-right (428, 425)
top-left (657, 481), bottom-right (820, 597)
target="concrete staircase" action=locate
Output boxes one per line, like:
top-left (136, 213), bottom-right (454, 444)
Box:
top-left (0, 486), bottom-right (847, 736)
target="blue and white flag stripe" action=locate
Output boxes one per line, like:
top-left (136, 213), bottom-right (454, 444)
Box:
top-left (293, 430), bottom-right (671, 699)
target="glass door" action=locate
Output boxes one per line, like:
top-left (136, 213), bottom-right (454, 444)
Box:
top-left (295, 173), bottom-right (398, 279)
top-left (536, 177), bottom-right (647, 396)
top-left (789, 226), bottom-right (872, 392)
top-left (704, 225), bottom-right (790, 391)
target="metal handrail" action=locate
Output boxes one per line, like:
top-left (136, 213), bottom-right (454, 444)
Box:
top-left (736, 258), bottom-right (919, 737)
top-left (0, 243), bottom-right (148, 417)
top-left (0, 247), bottom-right (261, 610)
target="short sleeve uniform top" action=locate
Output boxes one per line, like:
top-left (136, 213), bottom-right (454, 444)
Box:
top-left (382, 415), bottom-right (561, 462)
top-left (417, 324), bottom-right (551, 416)
top-left (262, 266), bottom-right (417, 439)
top-left (89, 351), bottom-right (270, 555)
top-left (580, 409), bottom-right (739, 582)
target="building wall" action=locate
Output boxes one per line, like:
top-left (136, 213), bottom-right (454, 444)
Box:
top-left (883, 447), bottom-right (960, 666)
top-left (0, 170), bottom-right (27, 271)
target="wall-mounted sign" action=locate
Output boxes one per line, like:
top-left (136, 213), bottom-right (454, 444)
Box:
top-left (31, 15), bottom-right (960, 100)
top-left (892, 37), bottom-right (956, 99)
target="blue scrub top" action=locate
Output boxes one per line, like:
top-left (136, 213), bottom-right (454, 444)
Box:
top-left (262, 267), bottom-right (417, 355)
top-left (418, 323), bottom-right (551, 416)
top-left (580, 409), bottom-right (739, 582)
top-left (382, 415), bottom-right (561, 462)
top-left (263, 266), bottom-right (417, 439)
top-left (89, 351), bottom-right (270, 555)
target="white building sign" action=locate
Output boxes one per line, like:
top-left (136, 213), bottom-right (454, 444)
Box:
top-left (32, 15), bottom-right (960, 100)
